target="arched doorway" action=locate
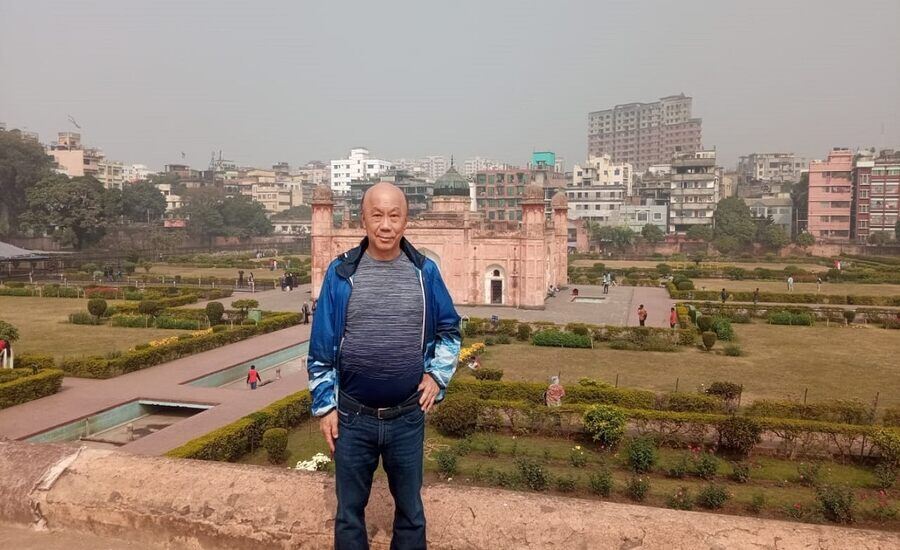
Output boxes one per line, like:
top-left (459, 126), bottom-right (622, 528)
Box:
top-left (484, 265), bottom-right (505, 305)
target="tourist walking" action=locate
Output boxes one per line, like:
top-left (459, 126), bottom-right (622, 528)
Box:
top-left (816, 277), bottom-right (822, 293)
top-left (637, 304), bottom-right (648, 327)
top-left (280, 274), bottom-right (287, 291)
top-left (787, 275), bottom-right (795, 292)
top-left (286, 272), bottom-right (294, 292)
top-left (720, 288), bottom-right (729, 304)
top-left (301, 301), bottom-right (311, 324)
top-left (248, 272), bottom-right (255, 292)
top-left (669, 307), bottom-right (678, 329)
top-left (246, 365), bottom-right (261, 390)
top-left (308, 182), bottom-right (461, 550)
top-left (753, 288), bottom-right (760, 305)
top-left (237, 270), bottom-right (245, 288)
top-left (602, 273), bottom-right (610, 294)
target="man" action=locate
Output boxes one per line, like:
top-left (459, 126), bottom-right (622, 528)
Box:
top-left (307, 182), bottom-right (461, 550)
top-left (637, 304), bottom-right (648, 327)
top-left (787, 275), bottom-right (794, 292)
top-left (720, 288), bottom-right (728, 304)
top-left (301, 301), bottom-right (311, 324)
top-left (753, 288), bottom-right (760, 305)
top-left (246, 365), bottom-right (261, 390)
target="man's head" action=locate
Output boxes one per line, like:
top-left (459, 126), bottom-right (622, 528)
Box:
top-left (361, 182), bottom-right (408, 260)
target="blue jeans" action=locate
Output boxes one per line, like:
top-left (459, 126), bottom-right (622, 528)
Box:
top-left (334, 401), bottom-right (426, 550)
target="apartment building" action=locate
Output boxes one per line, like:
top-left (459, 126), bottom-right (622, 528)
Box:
top-left (566, 155), bottom-right (632, 224)
top-left (588, 94), bottom-right (702, 172)
top-left (853, 149), bottom-right (900, 242)
top-left (668, 150), bottom-right (720, 233)
top-left (474, 169), bottom-right (531, 222)
top-left (737, 153), bottom-right (808, 184)
top-left (48, 132), bottom-right (103, 180)
top-left (807, 148), bottom-right (854, 242)
top-left (330, 148), bottom-right (392, 194)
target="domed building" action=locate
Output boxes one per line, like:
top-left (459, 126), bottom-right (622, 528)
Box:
top-left (311, 167), bottom-right (568, 309)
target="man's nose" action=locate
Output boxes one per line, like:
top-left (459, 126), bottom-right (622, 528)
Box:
top-left (378, 217), bottom-right (392, 232)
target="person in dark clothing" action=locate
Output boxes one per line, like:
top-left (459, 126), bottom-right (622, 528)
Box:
top-left (753, 288), bottom-right (760, 305)
top-left (720, 288), bottom-right (728, 304)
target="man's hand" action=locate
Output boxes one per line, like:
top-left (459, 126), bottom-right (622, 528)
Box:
top-left (319, 410), bottom-right (339, 454)
top-left (418, 374), bottom-right (440, 413)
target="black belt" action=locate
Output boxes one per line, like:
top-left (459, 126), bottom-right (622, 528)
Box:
top-left (339, 391), bottom-right (421, 420)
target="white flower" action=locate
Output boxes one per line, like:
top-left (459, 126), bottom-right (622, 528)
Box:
top-left (295, 452), bottom-right (332, 472)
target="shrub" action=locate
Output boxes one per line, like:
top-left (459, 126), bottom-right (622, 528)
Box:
top-left (15, 354), bottom-right (55, 372)
top-left (138, 300), bottom-right (161, 317)
top-left (676, 280), bottom-right (694, 291)
top-left (843, 310), bottom-right (856, 325)
top-left (565, 323), bottom-right (591, 337)
top-left (569, 446), bottom-right (587, 468)
top-left (873, 429), bottom-right (900, 466)
top-left (69, 311), bottom-right (101, 325)
top-left (473, 368), bottom-right (504, 381)
top-left (710, 316), bottom-right (734, 341)
top-left (883, 406), bottom-right (900, 427)
top-left (666, 454), bottom-right (691, 479)
top-left (626, 437), bottom-right (658, 473)
top-left (87, 298), bottom-right (108, 320)
top-left (626, 476), bottom-right (650, 502)
top-left (694, 452), bottom-right (719, 480)
top-left (515, 457), bottom-right (549, 491)
top-left (745, 398), bottom-right (875, 425)
top-left (661, 392), bottom-right (722, 413)
top-left (516, 324), bottom-right (532, 341)
top-left (430, 394), bottom-right (481, 437)
top-left (582, 405), bottom-right (627, 448)
top-left (484, 337), bottom-right (495, 346)
top-left (723, 344), bottom-right (743, 357)
top-left (667, 486), bottom-right (694, 510)
top-left (701, 331), bottom-right (717, 351)
top-left (797, 462), bottom-right (824, 487)
top-left (717, 416), bottom-right (762, 456)
top-left (730, 462), bottom-right (751, 483)
top-left (261, 428), bottom-right (288, 463)
top-left (874, 463), bottom-right (896, 489)
top-left (206, 302), bottom-right (225, 325)
top-left (0, 369), bottom-right (65, 409)
top-left (555, 474), bottom-right (577, 493)
top-left (768, 311), bottom-right (814, 326)
top-left (484, 437), bottom-right (498, 457)
top-left (705, 381), bottom-right (742, 402)
top-left (495, 334), bottom-right (510, 345)
top-left (588, 468), bottom-right (613, 496)
top-left (435, 450), bottom-right (458, 478)
top-left (532, 329), bottom-right (592, 348)
top-left (748, 492), bottom-right (767, 514)
top-left (697, 316), bottom-right (713, 332)
top-left (816, 485), bottom-right (855, 524)
top-left (110, 314), bottom-right (151, 328)
top-left (697, 484), bottom-right (729, 509)
top-left (154, 316), bottom-right (201, 330)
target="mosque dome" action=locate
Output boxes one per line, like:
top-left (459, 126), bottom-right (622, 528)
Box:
top-left (312, 184), bottom-right (333, 202)
top-left (433, 165), bottom-right (470, 197)
top-left (551, 191), bottom-right (568, 209)
top-left (523, 184), bottom-right (544, 202)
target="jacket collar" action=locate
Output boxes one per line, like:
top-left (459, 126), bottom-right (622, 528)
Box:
top-left (334, 236), bottom-right (426, 279)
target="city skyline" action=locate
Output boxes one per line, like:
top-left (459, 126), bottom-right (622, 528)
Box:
top-left (1, 0), bottom-right (898, 171)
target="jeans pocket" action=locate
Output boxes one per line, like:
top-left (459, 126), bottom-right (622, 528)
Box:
top-left (337, 408), bottom-right (359, 428)
top-left (402, 407), bottom-right (425, 426)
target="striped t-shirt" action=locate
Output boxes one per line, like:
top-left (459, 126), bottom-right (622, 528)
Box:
top-left (339, 251), bottom-right (424, 408)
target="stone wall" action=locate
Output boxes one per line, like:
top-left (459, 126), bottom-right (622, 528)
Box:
top-left (1, 441), bottom-right (896, 550)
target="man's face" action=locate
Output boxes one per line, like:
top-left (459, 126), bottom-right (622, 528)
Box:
top-left (361, 183), bottom-right (408, 258)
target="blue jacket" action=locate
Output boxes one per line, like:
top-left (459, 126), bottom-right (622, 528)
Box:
top-left (307, 237), bottom-right (462, 417)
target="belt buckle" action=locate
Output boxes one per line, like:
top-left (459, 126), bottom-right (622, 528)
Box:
top-left (376, 407), bottom-right (388, 420)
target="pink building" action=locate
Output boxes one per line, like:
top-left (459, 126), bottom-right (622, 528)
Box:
top-left (310, 167), bottom-right (569, 309)
top-left (807, 148), bottom-right (853, 242)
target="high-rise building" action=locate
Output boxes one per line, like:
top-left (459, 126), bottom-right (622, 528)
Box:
top-left (330, 147), bottom-right (392, 194)
top-left (807, 148), bottom-right (853, 242)
top-left (668, 150), bottom-right (720, 233)
top-left (565, 155), bottom-right (632, 224)
top-left (853, 149), bottom-right (900, 242)
top-left (588, 94), bottom-right (702, 172)
top-left (737, 153), bottom-right (809, 184)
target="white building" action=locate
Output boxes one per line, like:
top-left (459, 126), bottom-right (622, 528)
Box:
top-left (124, 164), bottom-right (155, 183)
top-left (737, 152), bottom-right (808, 183)
top-left (330, 148), bottom-right (392, 194)
top-left (155, 183), bottom-right (184, 212)
top-left (462, 157), bottom-right (508, 178)
top-left (565, 155), bottom-right (633, 224)
top-left (615, 201), bottom-right (668, 233)
top-left (669, 150), bottom-right (720, 233)
top-left (95, 160), bottom-right (126, 190)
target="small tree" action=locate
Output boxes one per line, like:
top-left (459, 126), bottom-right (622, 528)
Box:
top-left (796, 232), bottom-right (815, 248)
top-left (138, 300), bottom-right (160, 317)
top-left (87, 298), bottom-right (108, 321)
top-left (686, 225), bottom-right (713, 242)
top-left (641, 223), bottom-right (665, 244)
top-left (262, 428), bottom-right (288, 464)
top-left (868, 231), bottom-right (891, 246)
top-left (701, 331), bottom-right (717, 351)
top-left (0, 320), bottom-right (20, 343)
top-left (205, 302), bottom-right (225, 325)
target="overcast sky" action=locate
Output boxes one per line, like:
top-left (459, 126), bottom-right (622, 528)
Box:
top-left (1, 0), bottom-right (898, 171)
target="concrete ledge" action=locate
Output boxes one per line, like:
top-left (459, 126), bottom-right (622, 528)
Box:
top-left (1, 441), bottom-right (898, 549)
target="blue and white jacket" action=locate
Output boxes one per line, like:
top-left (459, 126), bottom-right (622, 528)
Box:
top-left (306, 237), bottom-right (462, 417)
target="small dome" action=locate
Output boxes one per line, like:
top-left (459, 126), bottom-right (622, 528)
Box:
top-left (523, 184), bottom-right (544, 201)
top-left (434, 166), bottom-right (470, 197)
top-left (312, 184), bottom-right (333, 202)
top-left (551, 191), bottom-right (568, 209)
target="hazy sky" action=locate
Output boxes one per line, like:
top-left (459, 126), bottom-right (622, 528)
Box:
top-left (1, 0), bottom-right (898, 171)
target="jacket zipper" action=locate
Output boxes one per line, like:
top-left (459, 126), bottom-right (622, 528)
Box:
top-left (418, 269), bottom-right (426, 353)
top-left (337, 276), bottom-right (354, 362)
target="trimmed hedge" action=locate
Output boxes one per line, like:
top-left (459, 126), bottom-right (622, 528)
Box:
top-left (768, 311), bottom-right (814, 326)
top-left (532, 330), bottom-right (592, 348)
top-left (15, 354), bottom-right (55, 371)
top-left (60, 313), bottom-right (301, 378)
top-left (745, 399), bottom-right (875, 426)
top-left (167, 391), bottom-right (312, 461)
top-left (669, 286), bottom-right (900, 307)
top-left (0, 368), bottom-right (65, 409)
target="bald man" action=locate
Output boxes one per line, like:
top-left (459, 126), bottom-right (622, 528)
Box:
top-left (307, 182), bottom-right (461, 550)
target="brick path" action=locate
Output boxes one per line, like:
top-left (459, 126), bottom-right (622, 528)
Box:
top-left (0, 325), bottom-right (311, 456)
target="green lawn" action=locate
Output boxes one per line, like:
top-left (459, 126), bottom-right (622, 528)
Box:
top-left (242, 423), bottom-right (898, 530)
top-left (693, 278), bottom-right (900, 297)
top-left (470, 323), bottom-right (900, 408)
top-left (0, 296), bottom-right (190, 358)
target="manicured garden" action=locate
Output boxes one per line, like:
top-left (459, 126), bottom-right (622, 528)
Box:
top-left (692, 278), bottom-right (900, 298)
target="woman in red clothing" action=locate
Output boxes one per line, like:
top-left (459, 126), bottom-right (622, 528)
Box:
top-left (669, 307), bottom-right (678, 329)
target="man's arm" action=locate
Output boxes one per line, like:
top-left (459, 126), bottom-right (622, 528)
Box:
top-left (307, 264), bottom-right (338, 417)
top-left (423, 263), bottom-right (461, 401)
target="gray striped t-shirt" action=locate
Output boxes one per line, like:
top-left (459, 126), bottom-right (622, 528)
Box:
top-left (339, 251), bottom-right (425, 407)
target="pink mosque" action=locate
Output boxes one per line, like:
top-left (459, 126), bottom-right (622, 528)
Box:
top-left (310, 166), bottom-right (569, 309)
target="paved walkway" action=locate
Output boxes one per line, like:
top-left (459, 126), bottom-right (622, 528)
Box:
top-left (0, 325), bottom-right (311, 455)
